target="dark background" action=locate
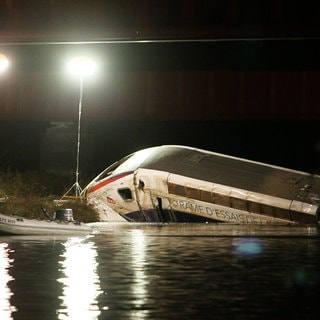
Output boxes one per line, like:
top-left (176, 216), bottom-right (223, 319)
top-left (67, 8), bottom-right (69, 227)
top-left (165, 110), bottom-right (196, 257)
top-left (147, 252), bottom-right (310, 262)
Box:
top-left (1, 1), bottom-right (320, 177)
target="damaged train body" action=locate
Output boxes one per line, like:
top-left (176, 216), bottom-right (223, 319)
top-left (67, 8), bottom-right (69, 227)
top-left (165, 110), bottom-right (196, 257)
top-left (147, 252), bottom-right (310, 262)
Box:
top-left (83, 145), bottom-right (320, 224)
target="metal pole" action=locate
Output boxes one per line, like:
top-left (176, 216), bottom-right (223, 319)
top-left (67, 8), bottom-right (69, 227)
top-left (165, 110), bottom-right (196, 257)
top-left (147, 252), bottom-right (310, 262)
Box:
top-left (60, 56), bottom-right (95, 201)
top-left (75, 74), bottom-right (84, 197)
top-left (60, 74), bottom-right (84, 200)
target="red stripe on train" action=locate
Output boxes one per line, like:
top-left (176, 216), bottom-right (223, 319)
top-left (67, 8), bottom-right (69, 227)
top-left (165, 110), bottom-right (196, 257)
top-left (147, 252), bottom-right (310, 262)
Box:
top-left (87, 172), bottom-right (132, 194)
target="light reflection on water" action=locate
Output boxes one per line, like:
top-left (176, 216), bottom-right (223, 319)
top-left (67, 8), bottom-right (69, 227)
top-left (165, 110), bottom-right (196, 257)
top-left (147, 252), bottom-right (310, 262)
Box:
top-left (1, 223), bottom-right (320, 320)
top-left (129, 229), bottom-right (149, 319)
top-left (0, 243), bottom-right (16, 320)
top-left (57, 236), bottom-right (102, 320)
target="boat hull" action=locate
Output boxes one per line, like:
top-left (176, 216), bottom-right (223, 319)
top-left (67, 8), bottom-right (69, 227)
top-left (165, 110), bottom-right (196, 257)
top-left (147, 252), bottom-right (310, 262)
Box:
top-left (0, 213), bottom-right (92, 235)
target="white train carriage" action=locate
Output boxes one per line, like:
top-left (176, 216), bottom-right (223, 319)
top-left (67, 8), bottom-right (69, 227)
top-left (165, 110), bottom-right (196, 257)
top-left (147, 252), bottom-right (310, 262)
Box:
top-left (83, 145), bottom-right (320, 224)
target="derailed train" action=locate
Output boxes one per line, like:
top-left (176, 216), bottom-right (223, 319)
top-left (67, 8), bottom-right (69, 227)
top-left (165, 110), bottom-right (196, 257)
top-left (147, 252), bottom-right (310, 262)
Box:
top-left (83, 145), bottom-right (320, 224)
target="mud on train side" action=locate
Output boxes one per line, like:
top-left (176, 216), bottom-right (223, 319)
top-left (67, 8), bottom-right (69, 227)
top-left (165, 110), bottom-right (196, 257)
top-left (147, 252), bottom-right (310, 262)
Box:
top-left (83, 145), bottom-right (320, 224)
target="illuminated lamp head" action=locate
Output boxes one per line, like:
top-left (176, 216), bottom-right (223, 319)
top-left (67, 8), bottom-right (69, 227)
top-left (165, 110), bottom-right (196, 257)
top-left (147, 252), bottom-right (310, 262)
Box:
top-left (0, 53), bottom-right (9, 73)
top-left (67, 56), bottom-right (96, 77)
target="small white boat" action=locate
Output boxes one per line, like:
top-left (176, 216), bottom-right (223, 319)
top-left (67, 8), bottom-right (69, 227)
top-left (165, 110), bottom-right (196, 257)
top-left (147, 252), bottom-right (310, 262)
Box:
top-left (0, 209), bottom-right (93, 235)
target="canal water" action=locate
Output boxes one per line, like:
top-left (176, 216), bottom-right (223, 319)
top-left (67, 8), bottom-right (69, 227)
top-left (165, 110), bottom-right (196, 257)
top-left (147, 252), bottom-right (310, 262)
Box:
top-left (1, 223), bottom-right (320, 320)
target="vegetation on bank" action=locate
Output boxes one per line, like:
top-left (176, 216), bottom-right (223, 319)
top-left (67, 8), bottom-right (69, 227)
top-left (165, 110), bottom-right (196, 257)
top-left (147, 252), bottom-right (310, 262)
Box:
top-left (0, 171), bottom-right (100, 222)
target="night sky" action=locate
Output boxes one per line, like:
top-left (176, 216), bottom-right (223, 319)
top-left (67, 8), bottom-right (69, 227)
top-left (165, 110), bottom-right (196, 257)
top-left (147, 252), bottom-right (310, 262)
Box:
top-left (1, 39), bottom-right (320, 177)
top-left (1, 117), bottom-right (320, 178)
top-left (1, 1), bottom-right (320, 178)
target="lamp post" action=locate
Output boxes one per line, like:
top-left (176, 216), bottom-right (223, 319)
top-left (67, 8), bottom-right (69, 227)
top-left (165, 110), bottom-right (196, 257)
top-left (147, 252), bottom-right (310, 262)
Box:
top-left (0, 54), bottom-right (9, 202)
top-left (62, 56), bottom-right (96, 199)
top-left (0, 53), bottom-right (9, 73)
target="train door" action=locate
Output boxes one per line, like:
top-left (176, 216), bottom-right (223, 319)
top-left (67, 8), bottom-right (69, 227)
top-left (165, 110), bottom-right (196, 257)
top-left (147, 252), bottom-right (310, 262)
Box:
top-left (133, 170), bottom-right (175, 222)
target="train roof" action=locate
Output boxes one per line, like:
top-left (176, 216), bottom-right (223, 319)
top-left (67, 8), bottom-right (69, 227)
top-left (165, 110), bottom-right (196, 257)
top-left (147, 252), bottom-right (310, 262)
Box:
top-left (138, 145), bottom-right (320, 202)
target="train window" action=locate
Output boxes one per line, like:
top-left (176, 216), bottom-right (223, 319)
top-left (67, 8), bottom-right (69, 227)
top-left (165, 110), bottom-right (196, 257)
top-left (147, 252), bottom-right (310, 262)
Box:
top-left (118, 188), bottom-right (133, 201)
top-left (185, 186), bottom-right (201, 199)
top-left (96, 148), bottom-right (157, 181)
top-left (168, 183), bottom-right (185, 197)
top-left (231, 198), bottom-right (248, 211)
top-left (96, 156), bottom-right (131, 181)
top-left (212, 193), bottom-right (230, 206)
top-left (248, 202), bottom-right (261, 214)
top-left (200, 190), bottom-right (212, 202)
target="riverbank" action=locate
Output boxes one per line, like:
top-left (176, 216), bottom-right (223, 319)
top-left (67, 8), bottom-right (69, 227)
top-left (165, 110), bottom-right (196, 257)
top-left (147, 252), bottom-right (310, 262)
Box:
top-left (0, 171), bottom-right (99, 222)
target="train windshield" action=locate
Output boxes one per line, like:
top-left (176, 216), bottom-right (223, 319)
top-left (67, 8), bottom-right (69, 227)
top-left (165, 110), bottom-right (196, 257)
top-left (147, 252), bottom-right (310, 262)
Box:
top-left (95, 147), bottom-right (157, 181)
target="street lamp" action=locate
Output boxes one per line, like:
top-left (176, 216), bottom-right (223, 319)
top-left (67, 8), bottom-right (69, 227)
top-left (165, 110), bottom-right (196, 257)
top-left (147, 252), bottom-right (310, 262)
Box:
top-left (61, 56), bottom-right (96, 199)
top-left (0, 53), bottom-right (9, 73)
top-left (0, 53), bottom-right (9, 202)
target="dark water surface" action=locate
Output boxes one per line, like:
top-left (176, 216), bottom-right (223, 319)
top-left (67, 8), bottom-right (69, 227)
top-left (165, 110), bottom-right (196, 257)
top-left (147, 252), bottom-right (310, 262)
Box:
top-left (1, 223), bottom-right (320, 320)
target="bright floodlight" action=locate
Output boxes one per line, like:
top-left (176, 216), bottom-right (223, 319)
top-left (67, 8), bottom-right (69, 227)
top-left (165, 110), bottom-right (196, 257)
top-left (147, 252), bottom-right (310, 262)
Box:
top-left (68, 56), bottom-right (96, 76)
top-left (0, 53), bottom-right (9, 72)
